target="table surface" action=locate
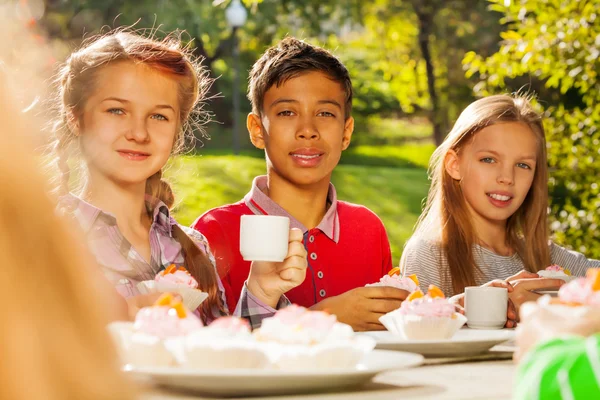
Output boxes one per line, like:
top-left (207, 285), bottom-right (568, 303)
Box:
top-left (141, 357), bottom-right (516, 400)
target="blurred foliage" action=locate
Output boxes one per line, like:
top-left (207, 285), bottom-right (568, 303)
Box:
top-left (464, 0), bottom-right (600, 258)
top-left (39, 0), bottom-right (504, 145)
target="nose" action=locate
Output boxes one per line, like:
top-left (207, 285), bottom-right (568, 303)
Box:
top-left (295, 115), bottom-right (320, 140)
top-left (124, 117), bottom-right (150, 143)
top-left (497, 164), bottom-right (514, 186)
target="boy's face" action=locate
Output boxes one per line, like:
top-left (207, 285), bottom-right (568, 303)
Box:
top-left (248, 71), bottom-right (354, 188)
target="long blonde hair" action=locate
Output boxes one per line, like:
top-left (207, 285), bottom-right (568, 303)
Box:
top-left (404, 94), bottom-right (550, 294)
top-left (0, 44), bottom-right (134, 400)
top-left (49, 30), bottom-right (225, 321)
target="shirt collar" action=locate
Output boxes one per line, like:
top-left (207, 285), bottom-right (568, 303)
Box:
top-left (243, 175), bottom-right (340, 243)
top-left (58, 193), bottom-right (176, 236)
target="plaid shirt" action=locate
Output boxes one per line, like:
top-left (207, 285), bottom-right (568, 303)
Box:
top-left (57, 194), bottom-right (288, 328)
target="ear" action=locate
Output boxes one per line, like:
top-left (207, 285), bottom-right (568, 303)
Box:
top-left (66, 111), bottom-right (80, 137)
top-left (341, 116), bottom-right (354, 151)
top-left (247, 113), bottom-right (265, 150)
top-left (444, 149), bottom-right (462, 181)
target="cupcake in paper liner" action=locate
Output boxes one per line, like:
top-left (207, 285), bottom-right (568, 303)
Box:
top-left (108, 293), bottom-right (203, 367)
top-left (136, 264), bottom-right (208, 311)
top-left (537, 264), bottom-right (577, 283)
top-left (366, 267), bottom-right (420, 293)
top-left (539, 268), bottom-right (600, 317)
top-left (254, 305), bottom-right (375, 370)
top-left (181, 317), bottom-right (270, 369)
top-left (379, 285), bottom-right (467, 340)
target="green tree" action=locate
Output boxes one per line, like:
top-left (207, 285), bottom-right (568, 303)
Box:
top-left (464, 0), bottom-right (600, 258)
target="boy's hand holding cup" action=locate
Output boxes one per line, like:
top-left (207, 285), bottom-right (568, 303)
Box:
top-left (240, 215), bottom-right (307, 307)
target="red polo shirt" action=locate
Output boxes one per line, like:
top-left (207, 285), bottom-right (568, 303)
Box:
top-left (192, 176), bottom-right (392, 311)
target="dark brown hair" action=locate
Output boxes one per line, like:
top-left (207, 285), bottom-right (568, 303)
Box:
top-left (51, 30), bottom-right (224, 322)
top-left (248, 36), bottom-right (353, 118)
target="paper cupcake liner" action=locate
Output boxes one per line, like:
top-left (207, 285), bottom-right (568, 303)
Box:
top-left (185, 342), bottom-right (270, 369)
top-left (106, 322), bottom-right (174, 367)
top-left (260, 336), bottom-right (375, 370)
top-left (136, 280), bottom-right (209, 311)
top-left (380, 311), bottom-right (467, 340)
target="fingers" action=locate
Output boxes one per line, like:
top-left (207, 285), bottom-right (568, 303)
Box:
top-left (288, 228), bottom-right (304, 243)
top-left (277, 255), bottom-right (307, 281)
top-left (279, 266), bottom-right (306, 282)
top-left (362, 286), bottom-right (410, 300)
top-left (286, 240), bottom-right (307, 259)
top-left (486, 279), bottom-right (514, 292)
top-left (368, 299), bottom-right (403, 314)
top-left (514, 278), bottom-right (564, 291)
top-left (507, 299), bottom-right (517, 321)
top-left (507, 270), bottom-right (539, 281)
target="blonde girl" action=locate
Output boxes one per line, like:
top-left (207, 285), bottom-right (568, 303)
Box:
top-left (401, 94), bottom-right (600, 301)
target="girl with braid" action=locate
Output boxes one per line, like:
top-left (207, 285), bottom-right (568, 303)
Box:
top-left (51, 30), bottom-right (307, 327)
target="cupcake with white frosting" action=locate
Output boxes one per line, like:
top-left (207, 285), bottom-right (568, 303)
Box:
top-left (254, 305), bottom-right (375, 369)
top-left (380, 285), bottom-right (467, 340)
top-left (182, 316), bottom-right (269, 369)
top-left (109, 293), bottom-right (203, 367)
top-left (366, 267), bottom-right (419, 293)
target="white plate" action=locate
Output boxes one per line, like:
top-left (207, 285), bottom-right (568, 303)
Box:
top-left (124, 349), bottom-right (423, 396)
top-left (360, 328), bottom-right (515, 357)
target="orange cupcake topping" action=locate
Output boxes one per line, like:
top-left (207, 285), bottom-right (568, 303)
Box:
top-left (153, 293), bottom-right (187, 318)
top-left (586, 268), bottom-right (600, 291)
top-left (407, 274), bottom-right (420, 286)
top-left (427, 285), bottom-right (445, 299)
top-left (158, 264), bottom-right (191, 277)
top-left (387, 267), bottom-right (401, 277)
top-left (407, 290), bottom-right (424, 302)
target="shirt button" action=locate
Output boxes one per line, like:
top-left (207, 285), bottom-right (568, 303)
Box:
top-left (310, 253), bottom-right (318, 260)
top-left (319, 289), bottom-right (326, 297)
top-left (309, 235), bottom-right (315, 243)
top-left (317, 271), bottom-right (324, 279)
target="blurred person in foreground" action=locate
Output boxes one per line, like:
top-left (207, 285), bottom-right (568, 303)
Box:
top-left (0, 8), bottom-right (135, 400)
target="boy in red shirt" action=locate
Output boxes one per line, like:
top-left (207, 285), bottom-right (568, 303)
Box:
top-left (193, 37), bottom-right (408, 331)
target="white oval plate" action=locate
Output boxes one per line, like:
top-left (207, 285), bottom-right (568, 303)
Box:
top-left (360, 328), bottom-right (515, 357)
top-left (124, 349), bottom-right (422, 397)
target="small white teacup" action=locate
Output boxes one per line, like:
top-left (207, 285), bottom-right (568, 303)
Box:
top-left (240, 215), bottom-right (290, 262)
top-left (465, 286), bottom-right (508, 329)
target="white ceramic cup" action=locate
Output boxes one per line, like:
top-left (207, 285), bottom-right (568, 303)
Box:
top-left (240, 215), bottom-right (290, 262)
top-left (464, 286), bottom-right (508, 329)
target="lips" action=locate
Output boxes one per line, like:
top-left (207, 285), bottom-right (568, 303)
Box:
top-left (117, 150), bottom-right (151, 161)
top-left (289, 148), bottom-right (325, 168)
top-left (486, 191), bottom-right (514, 208)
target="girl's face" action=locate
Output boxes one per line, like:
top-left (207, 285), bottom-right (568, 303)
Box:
top-left (445, 122), bottom-right (539, 226)
top-left (77, 61), bottom-right (180, 188)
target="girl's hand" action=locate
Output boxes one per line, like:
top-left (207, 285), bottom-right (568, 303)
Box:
top-left (247, 228), bottom-right (307, 308)
top-left (514, 302), bottom-right (600, 363)
top-left (450, 279), bottom-right (518, 328)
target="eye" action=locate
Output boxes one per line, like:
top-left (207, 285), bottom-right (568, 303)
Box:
top-left (277, 110), bottom-right (294, 117)
top-left (480, 157), bottom-right (495, 164)
top-left (107, 108), bottom-right (125, 115)
top-left (517, 162), bottom-right (532, 170)
top-left (151, 114), bottom-right (168, 121)
top-left (318, 111), bottom-right (335, 117)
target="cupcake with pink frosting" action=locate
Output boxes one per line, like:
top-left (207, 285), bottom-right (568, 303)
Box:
top-left (538, 264), bottom-right (576, 283)
top-left (109, 293), bottom-right (203, 367)
top-left (253, 305), bottom-right (375, 369)
top-left (182, 316), bottom-right (269, 369)
top-left (366, 267), bottom-right (420, 293)
top-left (552, 268), bottom-right (600, 306)
top-left (379, 285), bottom-right (467, 340)
top-left (136, 265), bottom-right (208, 311)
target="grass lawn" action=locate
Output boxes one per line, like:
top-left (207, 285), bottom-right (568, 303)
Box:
top-left (167, 149), bottom-right (432, 267)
